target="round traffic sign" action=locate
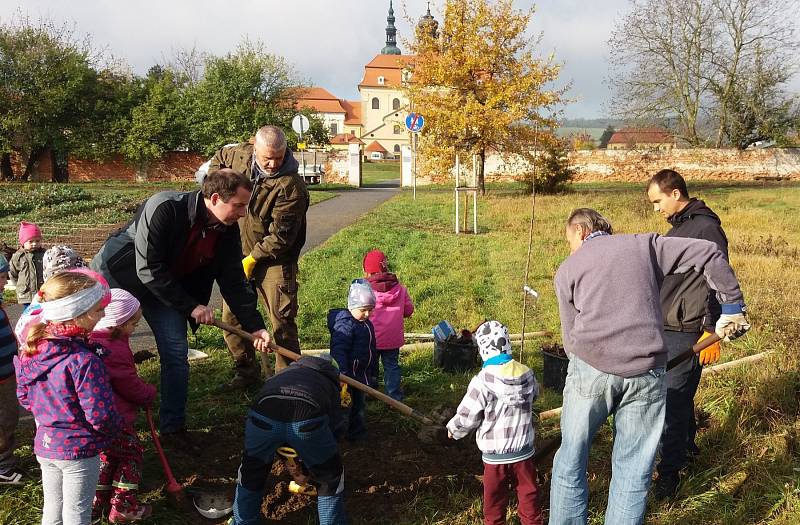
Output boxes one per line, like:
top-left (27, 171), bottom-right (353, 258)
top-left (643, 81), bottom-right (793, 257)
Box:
top-left (291, 114), bottom-right (310, 136)
top-left (405, 113), bottom-right (424, 133)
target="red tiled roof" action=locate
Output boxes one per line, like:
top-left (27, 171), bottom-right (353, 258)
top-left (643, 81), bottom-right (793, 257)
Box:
top-left (608, 128), bottom-right (674, 145)
top-left (359, 54), bottom-right (415, 88)
top-left (341, 99), bottom-right (363, 126)
top-left (330, 133), bottom-right (365, 145)
top-left (297, 86), bottom-right (346, 114)
top-left (365, 141), bottom-right (388, 153)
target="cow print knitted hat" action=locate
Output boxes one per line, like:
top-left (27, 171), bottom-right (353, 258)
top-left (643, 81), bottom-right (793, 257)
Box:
top-left (475, 320), bottom-right (512, 361)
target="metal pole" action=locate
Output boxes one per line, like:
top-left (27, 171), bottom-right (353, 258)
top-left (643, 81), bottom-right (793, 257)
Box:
top-left (412, 133), bottom-right (417, 201)
top-left (473, 189), bottom-right (477, 234)
top-left (300, 120), bottom-right (306, 181)
top-left (455, 189), bottom-right (460, 234)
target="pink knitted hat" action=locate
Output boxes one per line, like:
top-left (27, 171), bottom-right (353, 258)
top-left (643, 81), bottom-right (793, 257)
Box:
top-left (93, 288), bottom-right (141, 332)
top-left (18, 221), bottom-right (42, 245)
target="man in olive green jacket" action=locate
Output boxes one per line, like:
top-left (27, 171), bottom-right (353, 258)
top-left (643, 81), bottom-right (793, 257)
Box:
top-left (207, 126), bottom-right (309, 389)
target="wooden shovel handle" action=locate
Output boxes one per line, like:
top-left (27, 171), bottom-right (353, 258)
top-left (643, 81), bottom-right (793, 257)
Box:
top-left (210, 319), bottom-right (439, 426)
top-left (666, 332), bottom-right (722, 371)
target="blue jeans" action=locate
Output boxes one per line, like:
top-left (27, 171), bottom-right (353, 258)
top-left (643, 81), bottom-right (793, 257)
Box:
top-left (657, 331), bottom-right (702, 477)
top-left (379, 349), bottom-right (403, 401)
top-left (549, 354), bottom-right (666, 525)
top-left (142, 302), bottom-right (189, 433)
top-left (232, 411), bottom-right (347, 525)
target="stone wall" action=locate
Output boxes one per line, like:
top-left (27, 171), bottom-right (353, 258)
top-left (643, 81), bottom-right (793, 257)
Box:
top-left (479, 148), bottom-right (800, 183)
top-left (68, 151), bottom-right (206, 182)
top-left (323, 150), bottom-right (351, 184)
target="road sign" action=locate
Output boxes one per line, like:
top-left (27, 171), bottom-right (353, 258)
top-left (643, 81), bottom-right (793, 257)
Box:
top-left (291, 114), bottom-right (310, 136)
top-left (297, 142), bottom-right (307, 150)
top-left (405, 113), bottom-right (425, 133)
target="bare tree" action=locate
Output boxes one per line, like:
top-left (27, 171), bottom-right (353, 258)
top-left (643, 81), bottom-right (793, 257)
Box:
top-left (708, 0), bottom-right (799, 146)
top-left (608, 0), bottom-right (715, 145)
top-left (607, 0), bottom-right (799, 147)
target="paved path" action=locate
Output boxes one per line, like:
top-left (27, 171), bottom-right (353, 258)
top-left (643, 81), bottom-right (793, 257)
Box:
top-left (7, 182), bottom-right (400, 353)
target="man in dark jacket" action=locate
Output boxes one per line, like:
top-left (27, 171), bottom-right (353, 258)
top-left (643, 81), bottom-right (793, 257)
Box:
top-left (206, 126), bottom-right (309, 389)
top-left (647, 169), bottom-right (729, 498)
top-left (91, 169), bottom-right (271, 441)
top-left (230, 354), bottom-right (348, 525)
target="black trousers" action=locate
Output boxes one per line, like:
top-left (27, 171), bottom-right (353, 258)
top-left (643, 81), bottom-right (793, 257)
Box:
top-left (657, 330), bottom-right (703, 477)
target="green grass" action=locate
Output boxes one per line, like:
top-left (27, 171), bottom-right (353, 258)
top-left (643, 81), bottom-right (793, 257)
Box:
top-left (3, 180), bottom-right (800, 524)
top-left (361, 161), bottom-right (400, 186)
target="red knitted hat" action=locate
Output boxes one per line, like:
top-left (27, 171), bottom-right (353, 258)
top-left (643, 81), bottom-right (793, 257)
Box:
top-left (362, 250), bottom-right (388, 274)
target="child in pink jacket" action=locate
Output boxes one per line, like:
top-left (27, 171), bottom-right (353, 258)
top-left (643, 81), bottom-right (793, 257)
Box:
top-left (363, 250), bottom-right (414, 401)
top-left (90, 289), bottom-right (156, 523)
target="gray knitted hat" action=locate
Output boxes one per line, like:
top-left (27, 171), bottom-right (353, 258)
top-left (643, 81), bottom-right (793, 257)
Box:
top-left (347, 279), bottom-right (376, 310)
top-left (43, 245), bottom-right (85, 281)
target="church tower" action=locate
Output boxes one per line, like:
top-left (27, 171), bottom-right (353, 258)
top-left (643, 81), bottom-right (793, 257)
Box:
top-left (381, 1), bottom-right (401, 55)
top-left (417, 2), bottom-right (439, 40)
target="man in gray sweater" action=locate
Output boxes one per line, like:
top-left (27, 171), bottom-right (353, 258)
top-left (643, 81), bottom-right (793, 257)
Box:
top-left (548, 208), bottom-right (749, 525)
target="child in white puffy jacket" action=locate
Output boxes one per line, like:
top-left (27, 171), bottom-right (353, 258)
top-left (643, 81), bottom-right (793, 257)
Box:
top-left (447, 320), bottom-right (544, 525)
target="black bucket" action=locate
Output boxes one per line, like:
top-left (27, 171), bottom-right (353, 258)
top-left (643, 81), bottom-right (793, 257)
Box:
top-left (541, 345), bottom-right (569, 393)
top-left (434, 340), bottom-right (479, 373)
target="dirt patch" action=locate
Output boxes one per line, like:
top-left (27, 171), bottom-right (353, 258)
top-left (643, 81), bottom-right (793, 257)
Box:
top-left (155, 416), bottom-right (485, 524)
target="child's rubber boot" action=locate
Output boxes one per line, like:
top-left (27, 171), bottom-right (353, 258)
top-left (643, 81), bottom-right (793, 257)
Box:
top-left (108, 503), bottom-right (153, 523)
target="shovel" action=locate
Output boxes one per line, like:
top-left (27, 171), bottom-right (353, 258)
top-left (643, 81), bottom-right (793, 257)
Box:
top-left (210, 319), bottom-right (440, 427)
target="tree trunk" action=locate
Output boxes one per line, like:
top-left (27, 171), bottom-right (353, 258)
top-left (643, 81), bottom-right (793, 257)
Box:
top-left (22, 147), bottom-right (42, 182)
top-left (51, 149), bottom-right (69, 183)
top-left (477, 148), bottom-right (486, 196)
top-left (0, 153), bottom-right (13, 181)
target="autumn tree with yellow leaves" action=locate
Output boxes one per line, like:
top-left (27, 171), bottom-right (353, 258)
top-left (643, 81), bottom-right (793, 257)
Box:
top-left (406, 0), bottom-right (565, 194)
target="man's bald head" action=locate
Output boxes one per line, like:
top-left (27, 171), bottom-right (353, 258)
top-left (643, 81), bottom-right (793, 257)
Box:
top-left (254, 125), bottom-right (288, 175)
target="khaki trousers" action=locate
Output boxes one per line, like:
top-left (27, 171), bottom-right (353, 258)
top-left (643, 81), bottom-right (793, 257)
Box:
top-left (221, 262), bottom-right (300, 377)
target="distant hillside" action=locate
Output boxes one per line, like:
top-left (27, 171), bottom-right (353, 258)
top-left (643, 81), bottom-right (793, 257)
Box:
top-left (560, 118), bottom-right (623, 129)
top-left (556, 127), bottom-right (606, 141)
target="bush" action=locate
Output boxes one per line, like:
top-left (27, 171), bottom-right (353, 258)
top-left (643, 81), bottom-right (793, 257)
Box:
top-left (525, 140), bottom-right (575, 193)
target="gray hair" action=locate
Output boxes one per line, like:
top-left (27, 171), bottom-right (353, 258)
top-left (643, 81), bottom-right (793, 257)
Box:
top-left (255, 125), bottom-right (287, 151)
top-left (566, 208), bottom-right (613, 235)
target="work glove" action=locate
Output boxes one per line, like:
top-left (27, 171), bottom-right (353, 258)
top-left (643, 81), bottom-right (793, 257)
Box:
top-left (242, 255), bottom-right (257, 279)
top-left (697, 331), bottom-right (721, 365)
top-left (715, 303), bottom-right (750, 342)
top-left (340, 384), bottom-right (352, 408)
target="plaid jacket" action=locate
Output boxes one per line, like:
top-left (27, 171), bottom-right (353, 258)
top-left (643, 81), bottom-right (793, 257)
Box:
top-left (447, 360), bottom-right (539, 464)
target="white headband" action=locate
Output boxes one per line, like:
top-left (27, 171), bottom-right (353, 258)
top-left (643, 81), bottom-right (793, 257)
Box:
top-left (41, 283), bottom-right (106, 323)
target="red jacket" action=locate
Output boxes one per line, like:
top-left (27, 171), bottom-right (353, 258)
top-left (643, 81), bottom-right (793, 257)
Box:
top-left (366, 273), bottom-right (414, 350)
top-left (90, 331), bottom-right (157, 429)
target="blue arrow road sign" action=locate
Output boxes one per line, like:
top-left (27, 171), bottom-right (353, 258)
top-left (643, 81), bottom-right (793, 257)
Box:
top-left (405, 113), bottom-right (425, 133)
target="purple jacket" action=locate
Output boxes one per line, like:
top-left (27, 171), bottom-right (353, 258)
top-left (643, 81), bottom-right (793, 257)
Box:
top-left (554, 233), bottom-right (743, 378)
top-left (367, 273), bottom-right (414, 350)
top-left (15, 336), bottom-right (122, 460)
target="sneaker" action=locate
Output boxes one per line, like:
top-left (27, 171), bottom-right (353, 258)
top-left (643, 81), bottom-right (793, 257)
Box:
top-left (0, 467), bottom-right (26, 486)
top-left (653, 472), bottom-right (680, 500)
top-left (159, 428), bottom-right (200, 454)
top-left (108, 503), bottom-right (152, 523)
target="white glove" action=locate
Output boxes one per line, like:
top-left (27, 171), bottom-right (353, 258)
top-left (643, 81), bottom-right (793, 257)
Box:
top-left (715, 303), bottom-right (750, 342)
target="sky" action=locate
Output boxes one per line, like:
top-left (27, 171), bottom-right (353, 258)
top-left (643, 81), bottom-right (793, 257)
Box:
top-left (2, 1), bottom-right (798, 119)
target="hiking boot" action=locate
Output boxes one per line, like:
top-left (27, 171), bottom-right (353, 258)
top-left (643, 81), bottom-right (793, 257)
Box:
top-left (0, 467), bottom-right (26, 486)
top-left (108, 503), bottom-right (152, 523)
top-left (218, 364), bottom-right (261, 392)
top-left (159, 428), bottom-right (200, 454)
top-left (653, 472), bottom-right (680, 500)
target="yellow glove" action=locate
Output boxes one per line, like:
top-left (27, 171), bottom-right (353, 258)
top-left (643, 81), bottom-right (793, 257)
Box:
top-left (697, 330), bottom-right (721, 365)
top-left (242, 255), bottom-right (257, 279)
top-left (340, 384), bottom-right (352, 408)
